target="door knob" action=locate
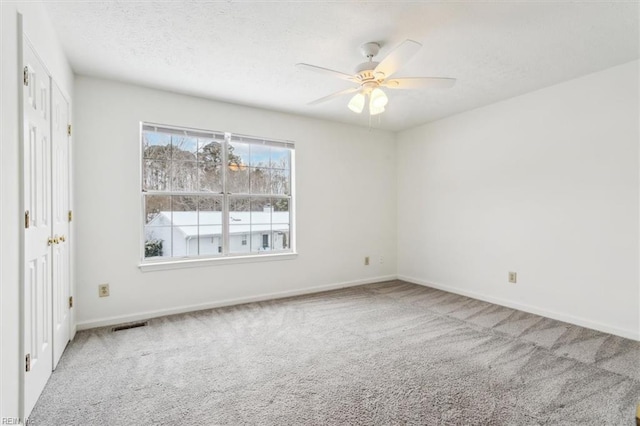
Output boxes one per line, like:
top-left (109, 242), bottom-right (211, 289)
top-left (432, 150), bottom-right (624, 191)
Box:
top-left (59, 235), bottom-right (66, 242)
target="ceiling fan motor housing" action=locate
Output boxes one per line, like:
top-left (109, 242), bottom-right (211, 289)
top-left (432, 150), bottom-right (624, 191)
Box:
top-left (354, 61), bottom-right (384, 90)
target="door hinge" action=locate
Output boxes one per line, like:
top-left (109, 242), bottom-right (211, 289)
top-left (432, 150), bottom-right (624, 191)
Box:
top-left (67, 124), bottom-right (72, 136)
top-left (25, 353), bottom-right (31, 372)
top-left (68, 210), bottom-right (73, 222)
top-left (25, 210), bottom-right (30, 229)
top-left (23, 66), bottom-right (29, 86)
top-left (69, 296), bottom-right (73, 309)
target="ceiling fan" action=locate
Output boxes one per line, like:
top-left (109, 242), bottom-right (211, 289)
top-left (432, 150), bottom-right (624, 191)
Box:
top-left (297, 39), bottom-right (456, 116)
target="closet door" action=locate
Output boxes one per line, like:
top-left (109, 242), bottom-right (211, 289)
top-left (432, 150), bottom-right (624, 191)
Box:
top-left (23, 40), bottom-right (53, 417)
top-left (51, 82), bottom-right (71, 368)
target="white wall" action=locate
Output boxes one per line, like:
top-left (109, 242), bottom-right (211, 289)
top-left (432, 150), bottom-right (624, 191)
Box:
top-left (0, 1), bottom-right (74, 419)
top-left (397, 60), bottom-right (639, 339)
top-left (74, 76), bottom-right (397, 328)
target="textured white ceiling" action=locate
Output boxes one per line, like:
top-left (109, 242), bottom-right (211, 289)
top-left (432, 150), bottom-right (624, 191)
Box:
top-left (45, 1), bottom-right (639, 131)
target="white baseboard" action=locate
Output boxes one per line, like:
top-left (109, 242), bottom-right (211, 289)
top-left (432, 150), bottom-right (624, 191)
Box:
top-left (76, 275), bottom-right (398, 331)
top-left (398, 274), bottom-right (640, 341)
top-left (77, 273), bottom-right (639, 341)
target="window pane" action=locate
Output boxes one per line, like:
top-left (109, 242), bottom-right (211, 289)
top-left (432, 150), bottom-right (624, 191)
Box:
top-left (145, 195), bottom-right (171, 224)
top-left (250, 167), bottom-right (270, 194)
top-left (272, 198), bottom-right (290, 214)
top-left (229, 197), bottom-right (250, 254)
top-left (270, 169), bottom-right (290, 195)
top-left (270, 146), bottom-right (290, 169)
top-left (272, 201), bottom-right (290, 251)
top-left (170, 195), bottom-right (197, 257)
top-left (172, 195), bottom-right (198, 212)
top-left (199, 223), bottom-right (223, 254)
top-left (250, 144), bottom-right (270, 167)
top-left (171, 161), bottom-right (198, 191)
top-left (199, 231), bottom-right (222, 255)
top-left (198, 197), bottom-right (221, 225)
top-left (251, 228), bottom-right (272, 253)
top-left (250, 198), bottom-right (272, 224)
top-left (250, 198), bottom-right (271, 253)
top-left (227, 166), bottom-right (249, 194)
top-left (199, 197), bottom-right (222, 256)
top-left (143, 131), bottom-right (171, 160)
top-left (144, 226), bottom-right (171, 258)
top-left (198, 138), bottom-right (223, 193)
top-left (198, 163), bottom-right (222, 193)
top-left (171, 135), bottom-right (197, 160)
top-left (198, 197), bottom-right (222, 255)
top-left (271, 198), bottom-right (291, 250)
top-left (174, 226), bottom-right (197, 257)
top-left (229, 197), bottom-right (250, 212)
top-left (143, 159), bottom-right (170, 191)
top-left (198, 139), bottom-right (224, 165)
top-left (229, 225), bottom-right (251, 253)
top-left (228, 141), bottom-right (249, 169)
top-left (272, 225), bottom-right (290, 250)
top-left (271, 198), bottom-right (291, 218)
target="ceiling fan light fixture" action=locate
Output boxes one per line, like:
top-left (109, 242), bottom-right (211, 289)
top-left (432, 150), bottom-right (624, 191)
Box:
top-left (348, 92), bottom-right (365, 113)
top-left (370, 88), bottom-right (388, 109)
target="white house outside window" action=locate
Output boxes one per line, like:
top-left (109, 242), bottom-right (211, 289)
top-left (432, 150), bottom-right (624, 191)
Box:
top-left (141, 123), bottom-right (294, 262)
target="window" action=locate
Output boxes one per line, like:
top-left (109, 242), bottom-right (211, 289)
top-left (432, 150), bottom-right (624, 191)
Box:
top-left (141, 123), bottom-right (294, 262)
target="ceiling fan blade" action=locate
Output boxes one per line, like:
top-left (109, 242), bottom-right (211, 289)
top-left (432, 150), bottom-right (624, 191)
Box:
top-left (307, 87), bottom-right (359, 105)
top-left (296, 63), bottom-right (357, 82)
top-left (374, 39), bottom-right (422, 79)
top-left (382, 77), bottom-right (456, 90)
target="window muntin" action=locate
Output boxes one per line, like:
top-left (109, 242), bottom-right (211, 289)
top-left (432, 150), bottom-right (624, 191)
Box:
top-left (141, 123), bottom-right (293, 261)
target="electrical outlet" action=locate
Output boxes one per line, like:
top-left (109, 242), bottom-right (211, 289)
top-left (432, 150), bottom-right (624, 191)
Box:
top-left (379, 255), bottom-right (384, 264)
top-left (508, 272), bottom-right (517, 284)
top-left (99, 283), bottom-right (110, 297)
top-left (364, 256), bottom-right (370, 266)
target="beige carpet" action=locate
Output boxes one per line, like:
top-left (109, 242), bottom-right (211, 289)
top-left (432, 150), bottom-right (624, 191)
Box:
top-left (30, 281), bottom-right (640, 425)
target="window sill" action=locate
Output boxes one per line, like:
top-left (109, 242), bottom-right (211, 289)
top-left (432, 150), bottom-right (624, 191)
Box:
top-left (139, 252), bottom-right (298, 272)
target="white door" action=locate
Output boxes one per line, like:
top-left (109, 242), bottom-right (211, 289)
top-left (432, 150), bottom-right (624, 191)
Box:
top-left (23, 41), bottom-right (53, 416)
top-left (51, 82), bottom-right (70, 368)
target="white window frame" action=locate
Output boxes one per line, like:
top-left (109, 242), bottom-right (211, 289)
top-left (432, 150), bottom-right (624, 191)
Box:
top-left (139, 122), bottom-right (296, 271)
